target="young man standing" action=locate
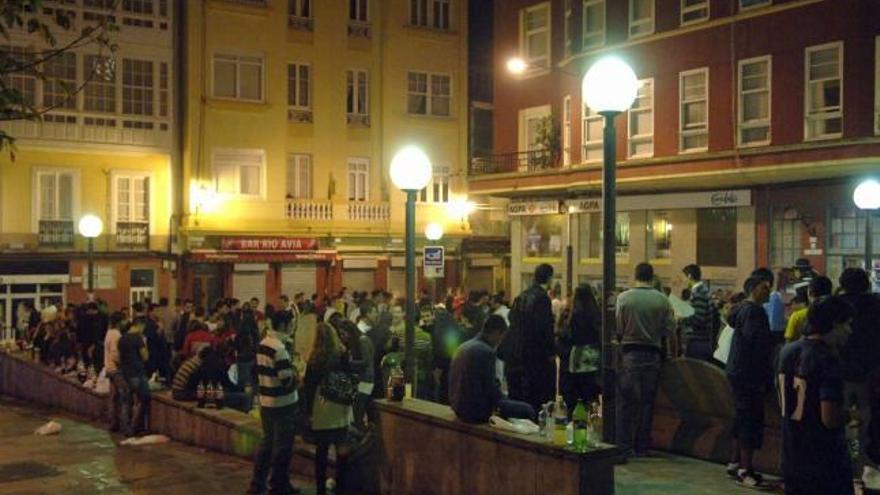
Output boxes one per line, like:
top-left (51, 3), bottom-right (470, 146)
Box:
top-left (779, 296), bottom-right (854, 495)
top-left (726, 275), bottom-right (774, 488)
top-left (117, 319), bottom-right (150, 437)
top-left (680, 264), bottom-right (718, 361)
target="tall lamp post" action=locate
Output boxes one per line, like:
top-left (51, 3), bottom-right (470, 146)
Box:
top-left (581, 57), bottom-right (639, 442)
top-left (78, 215), bottom-right (104, 293)
top-left (853, 178), bottom-right (880, 277)
top-left (390, 146), bottom-right (433, 390)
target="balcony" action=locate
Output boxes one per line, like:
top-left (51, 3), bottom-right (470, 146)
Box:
top-left (116, 222), bottom-right (149, 250)
top-left (347, 202), bottom-right (389, 222)
top-left (286, 199), bottom-right (332, 221)
top-left (470, 149), bottom-right (557, 176)
top-left (347, 114), bottom-right (370, 127)
top-left (38, 220), bottom-right (74, 248)
top-left (0, 112), bottom-right (171, 148)
top-left (287, 108), bottom-right (313, 123)
top-left (348, 20), bottom-right (372, 38)
top-left (289, 15), bottom-right (313, 31)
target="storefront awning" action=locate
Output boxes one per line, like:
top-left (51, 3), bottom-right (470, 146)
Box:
top-left (187, 251), bottom-right (336, 263)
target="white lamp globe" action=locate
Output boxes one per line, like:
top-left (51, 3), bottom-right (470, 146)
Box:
top-left (581, 56), bottom-right (639, 114)
top-left (506, 57), bottom-right (528, 75)
top-left (853, 179), bottom-right (880, 210)
top-left (390, 146), bottom-right (432, 192)
top-left (425, 223), bottom-right (444, 241)
top-left (78, 214), bottom-right (103, 238)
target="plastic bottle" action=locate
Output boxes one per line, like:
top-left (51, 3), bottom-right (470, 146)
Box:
top-left (587, 402), bottom-right (601, 446)
top-left (572, 400), bottom-right (589, 452)
top-left (538, 402), bottom-right (550, 438)
top-left (197, 382), bottom-right (206, 408)
top-left (552, 395), bottom-right (568, 447)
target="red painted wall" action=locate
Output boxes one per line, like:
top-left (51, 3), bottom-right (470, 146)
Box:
top-left (67, 258), bottom-right (170, 309)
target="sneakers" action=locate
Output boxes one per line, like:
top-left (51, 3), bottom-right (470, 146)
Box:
top-left (736, 468), bottom-right (771, 490)
top-left (726, 463), bottom-right (740, 479)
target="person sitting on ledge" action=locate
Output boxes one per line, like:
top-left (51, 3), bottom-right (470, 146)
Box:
top-left (449, 315), bottom-right (535, 423)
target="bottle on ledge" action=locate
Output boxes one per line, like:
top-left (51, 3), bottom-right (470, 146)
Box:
top-left (215, 381), bottom-right (225, 410)
top-left (196, 381), bottom-right (206, 409)
top-left (552, 395), bottom-right (568, 447)
top-left (572, 399), bottom-right (589, 452)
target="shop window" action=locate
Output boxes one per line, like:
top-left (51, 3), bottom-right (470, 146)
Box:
top-left (647, 210), bottom-right (671, 260)
top-left (770, 207), bottom-right (801, 269)
top-left (697, 207), bottom-right (737, 267)
top-left (522, 215), bottom-right (564, 259)
top-left (580, 211), bottom-right (629, 259)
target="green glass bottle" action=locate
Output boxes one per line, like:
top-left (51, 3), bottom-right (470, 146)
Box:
top-left (572, 399), bottom-right (588, 452)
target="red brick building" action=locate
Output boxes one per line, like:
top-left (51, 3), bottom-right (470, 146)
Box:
top-left (471, 0), bottom-right (880, 295)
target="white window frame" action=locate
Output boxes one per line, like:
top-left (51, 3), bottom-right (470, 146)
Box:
top-left (409, 0), bottom-right (450, 30)
top-left (628, 0), bottom-right (654, 39)
top-left (582, 0), bottom-right (605, 50)
top-left (31, 168), bottom-right (80, 234)
top-left (350, 0), bottom-right (369, 22)
top-left (582, 103), bottom-right (603, 163)
top-left (518, 104), bottom-right (551, 154)
top-left (287, 154), bottom-right (312, 200)
top-left (211, 53), bottom-right (265, 103)
top-left (681, 0), bottom-right (708, 25)
top-left (287, 62), bottom-right (311, 110)
top-left (563, 95), bottom-right (572, 166)
top-left (110, 170), bottom-right (155, 235)
top-left (875, 36), bottom-right (880, 135)
top-left (804, 41), bottom-right (843, 141)
top-left (211, 148), bottom-right (267, 199)
top-left (347, 157), bottom-right (370, 202)
top-left (419, 165), bottom-right (451, 203)
top-left (628, 78), bottom-right (654, 158)
top-left (738, 55), bottom-right (772, 147)
top-left (407, 71), bottom-right (452, 117)
top-left (563, 0), bottom-right (572, 56)
top-left (347, 69), bottom-right (369, 116)
top-left (520, 2), bottom-right (550, 69)
top-left (679, 67), bottom-right (709, 153)
top-left (739, 0), bottom-right (771, 11)
top-left (289, 0), bottom-right (311, 18)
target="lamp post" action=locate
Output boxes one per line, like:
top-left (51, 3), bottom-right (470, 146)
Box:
top-left (78, 214), bottom-right (104, 293)
top-left (853, 179), bottom-right (880, 275)
top-left (582, 56), bottom-right (639, 442)
top-left (390, 146), bottom-right (433, 390)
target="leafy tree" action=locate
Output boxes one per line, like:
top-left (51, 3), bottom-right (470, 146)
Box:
top-left (0, 0), bottom-right (118, 157)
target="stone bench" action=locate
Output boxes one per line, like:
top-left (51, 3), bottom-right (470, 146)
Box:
top-left (375, 398), bottom-right (620, 495)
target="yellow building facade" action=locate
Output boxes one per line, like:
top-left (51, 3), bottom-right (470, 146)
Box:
top-left (181, 0), bottom-right (470, 306)
top-left (0, 1), bottom-right (178, 327)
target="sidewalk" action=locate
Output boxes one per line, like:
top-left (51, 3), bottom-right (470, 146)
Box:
top-left (617, 452), bottom-right (779, 495)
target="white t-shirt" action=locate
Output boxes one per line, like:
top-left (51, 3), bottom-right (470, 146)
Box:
top-left (104, 328), bottom-right (122, 374)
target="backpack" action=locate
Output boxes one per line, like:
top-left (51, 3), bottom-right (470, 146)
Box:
top-left (320, 370), bottom-right (359, 405)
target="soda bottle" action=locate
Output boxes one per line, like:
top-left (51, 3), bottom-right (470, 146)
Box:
top-left (552, 395), bottom-right (568, 447)
top-left (572, 400), bottom-right (588, 452)
top-left (197, 382), bottom-right (206, 408)
top-left (587, 402), bottom-right (601, 446)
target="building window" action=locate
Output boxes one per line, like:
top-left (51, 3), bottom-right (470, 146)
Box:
top-left (212, 53), bottom-right (264, 102)
top-left (580, 212), bottom-right (629, 258)
top-left (770, 207), bottom-right (802, 269)
top-left (349, 0), bottom-right (368, 21)
top-left (407, 71), bottom-right (451, 117)
top-left (289, 0), bottom-right (310, 17)
top-left (875, 36), bottom-right (880, 135)
top-left (805, 42), bottom-right (842, 140)
top-left (829, 206), bottom-right (880, 251)
top-left (582, 104), bottom-right (603, 163)
top-left (122, 59), bottom-right (154, 116)
top-left (115, 175), bottom-right (149, 224)
top-left (697, 207), bottom-right (737, 267)
top-left (123, 0), bottom-right (154, 14)
top-left (520, 3), bottom-right (550, 69)
top-left (43, 52), bottom-right (77, 110)
top-left (628, 79), bottom-right (654, 158)
top-left (347, 158), bottom-right (370, 201)
top-left (582, 0), bottom-right (605, 50)
top-left (212, 149), bottom-right (265, 197)
top-left (3, 46), bottom-right (36, 107)
top-left (563, 0), bottom-right (572, 56)
top-left (523, 215), bottom-right (564, 259)
top-left (681, 0), bottom-right (708, 25)
top-left (159, 62), bottom-right (169, 118)
top-left (410, 0), bottom-right (450, 30)
top-left (740, 0), bottom-right (771, 10)
top-left (738, 56), bottom-right (771, 146)
top-left (83, 55), bottom-right (115, 113)
top-left (680, 68), bottom-right (709, 152)
top-left (286, 154), bottom-right (312, 199)
top-left (347, 69), bottom-right (369, 116)
top-left (419, 165), bottom-right (450, 203)
top-left (37, 171), bottom-right (74, 222)
top-left (562, 96), bottom-right (572, 166)
top-left (287, 63), bottom-right (310, 110)
top-left (629, 0), bottom-right (654, 38)
top-left (647, 210), bottom-right (672, 260)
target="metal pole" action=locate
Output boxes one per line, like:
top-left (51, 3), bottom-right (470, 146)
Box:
top-left (866, 209), bottom-right (874, 274)
top-left (87, 237), bottom-right (95, 293)
top-left (600, 111), bottom-right (620, 443)
top-left (404, 190), bottom-right (417, 389)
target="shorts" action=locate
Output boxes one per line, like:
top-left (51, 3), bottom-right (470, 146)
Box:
top-left (729, 379), bottom-right (765, 450)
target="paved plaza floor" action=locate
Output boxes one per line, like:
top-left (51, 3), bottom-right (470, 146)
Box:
top-left (0, 398), bottom-right (770, 495)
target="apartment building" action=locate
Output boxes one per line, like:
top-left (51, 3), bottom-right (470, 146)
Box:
top-left (473, 0), bottom-right (880, 295)
top-left (0, 0), bottom-right (178, 320)
top-left (180, 0), bottom-right (470, 307)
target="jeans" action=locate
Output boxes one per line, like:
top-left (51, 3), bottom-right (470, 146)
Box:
top-left (615, 350), bottom-right (661, 455)
top-left (121, 374), bottom-right (151, 436)
top-left (684, 335), bottom-right (713, 361)
top-left (237, 359), bottom-right (257, 391)
top-left (107, 371), bottom-right (128, 431)
top-left (250, 404), bottom-right (297, 494)
top-left (498, 399), bottom-right (536, 421)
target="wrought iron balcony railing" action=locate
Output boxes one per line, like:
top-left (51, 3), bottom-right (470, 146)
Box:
top-left (470, 149), bottom-right (557, 176)
top-left (116, 222), bottom-right (149, 249)
top-left (38, 220), bottom-right (74, 248)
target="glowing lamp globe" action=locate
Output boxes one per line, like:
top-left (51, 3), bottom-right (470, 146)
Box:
top-left (390, 146), bottom-right (432, 192)
top-left (506, 57), bottom-right (528, 75)
top-left (78, 214), bottom-right (104, 238)
top-left (581, 57), bottom-right (639, 114)
top-left (425, 223), bottom-right (444, 241)
top-left (853, 179), bottom-right (880, 210)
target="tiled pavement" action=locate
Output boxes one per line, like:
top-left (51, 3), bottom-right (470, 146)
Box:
top-left (0, 398), bottom-right (772, 495)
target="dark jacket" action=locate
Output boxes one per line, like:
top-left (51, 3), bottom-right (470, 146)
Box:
top-left (727, 301), bottom-right (774, 387)
top-left (498, 283), bottom-right (555, 371)
top-left (449, 336), bottom-right (503, 423)
top-left (839, 293), bottom-right (880, 383)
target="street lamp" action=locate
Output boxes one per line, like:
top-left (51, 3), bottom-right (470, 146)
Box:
top-left (78, 214), bottom-right (104, 293)
top-left (582, 56), bottom-right (639, 442)
top-left (390, 146), bottom-right (433, 390)
top-left (425, 222), bottom-right (444, 241)
top-left (853, 178), bottom-right (880, 274)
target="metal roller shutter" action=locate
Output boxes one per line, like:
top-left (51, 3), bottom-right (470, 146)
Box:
top-left (233, 272), bottom-right (266, 304)
top-left (281, 264), bottom-right (317, 298)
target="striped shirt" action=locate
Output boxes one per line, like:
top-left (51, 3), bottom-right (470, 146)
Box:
top-left (172, 355), bottom-right (203, 396)
top-left (683, 282), bottom-right (717, 337)
top-left (256, 331), bottom-right (299, 409)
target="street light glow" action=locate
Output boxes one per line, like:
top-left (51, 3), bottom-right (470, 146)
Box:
top-left (506, 57), bottom-right (528, 75)
top-left (78, 214), bottom-right (103, 238)
top-left (581, 56), bottom-right (639, 113)
top-left (390, 146), bottom-right (433, 192)
top-left (853, 179), bottom-right (880, 210)
top-left (425, 223), bottom-right (444, 241)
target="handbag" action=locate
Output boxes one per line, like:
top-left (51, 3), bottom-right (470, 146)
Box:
top-left (568, 345), bottom-right (600, 374)
top-left (320, 370), bottom-right (359, 405)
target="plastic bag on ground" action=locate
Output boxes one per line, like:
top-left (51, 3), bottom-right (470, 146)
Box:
top-left (120, 434), bottom-right (170, 446)
top-left (34, 420), bottom-right (62, 436)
